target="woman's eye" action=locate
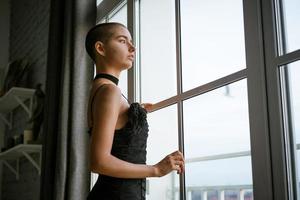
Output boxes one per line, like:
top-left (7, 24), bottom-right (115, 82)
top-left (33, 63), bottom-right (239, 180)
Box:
top-left (120, 40), bottom-right (126, 43)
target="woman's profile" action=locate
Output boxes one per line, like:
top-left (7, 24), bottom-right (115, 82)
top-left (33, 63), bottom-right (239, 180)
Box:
top-left (85, 22), bottom-right (185, 200)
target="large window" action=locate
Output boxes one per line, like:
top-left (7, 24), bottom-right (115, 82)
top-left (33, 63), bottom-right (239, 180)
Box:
top-left (259, 0), bottom-right (300, 199)
top-left (268, 0), bottom-right (300, 199)
top-left (138, 0), bottom-right (252, 199)
top-left (93, 0), bottom-right (300, 199)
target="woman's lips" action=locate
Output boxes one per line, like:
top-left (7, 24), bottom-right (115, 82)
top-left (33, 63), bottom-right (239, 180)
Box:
top-left (128, 56), bottom-right (134, 61)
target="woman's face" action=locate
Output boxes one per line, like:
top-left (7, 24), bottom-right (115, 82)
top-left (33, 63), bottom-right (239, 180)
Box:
top-left (102, 26), bottom-right (135, 70)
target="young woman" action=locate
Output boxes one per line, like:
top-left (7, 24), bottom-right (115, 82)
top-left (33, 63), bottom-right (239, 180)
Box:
top-left (85, 22), bottom-right (185, 200)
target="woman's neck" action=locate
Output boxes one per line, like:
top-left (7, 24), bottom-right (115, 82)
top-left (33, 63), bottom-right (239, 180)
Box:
top-left (95, 67), bottom-right (121, 79)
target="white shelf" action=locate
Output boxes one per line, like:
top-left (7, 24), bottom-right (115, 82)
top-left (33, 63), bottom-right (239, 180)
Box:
top-left (0, 87), bottom-right (35, 128)
top-left (0, 144), bottom-right (42, 179)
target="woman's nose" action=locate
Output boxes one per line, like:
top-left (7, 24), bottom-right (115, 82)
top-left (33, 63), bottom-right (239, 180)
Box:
top-left (129, 44), bottom-right (135, 52)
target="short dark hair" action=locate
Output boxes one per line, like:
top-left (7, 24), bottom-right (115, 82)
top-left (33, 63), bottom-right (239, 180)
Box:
top-left (85, 22), bottom-right (126, 62)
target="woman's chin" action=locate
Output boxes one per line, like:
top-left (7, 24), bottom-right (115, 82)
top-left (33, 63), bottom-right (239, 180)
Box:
top-left (123, 63), bottom-right (133, 70)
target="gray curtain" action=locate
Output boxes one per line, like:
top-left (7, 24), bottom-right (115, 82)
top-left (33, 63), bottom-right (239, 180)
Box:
top-left (41, 0), bottom-right (96, 199)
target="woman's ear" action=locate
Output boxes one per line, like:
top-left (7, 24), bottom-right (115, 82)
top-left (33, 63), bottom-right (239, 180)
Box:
top-left (95, 41), bottom-right (105, 57)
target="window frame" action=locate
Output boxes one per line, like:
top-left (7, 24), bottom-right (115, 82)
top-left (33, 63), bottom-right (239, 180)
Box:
top-left (94, 0), bottom-right (300, 199)
top-left (261, 0), bottom-right (300, 199)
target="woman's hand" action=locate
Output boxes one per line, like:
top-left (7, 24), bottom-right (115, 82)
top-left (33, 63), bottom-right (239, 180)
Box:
top-left (153, 150), bottom-right (185, 177)
top-left (140, 103), bottom-right (154, 113)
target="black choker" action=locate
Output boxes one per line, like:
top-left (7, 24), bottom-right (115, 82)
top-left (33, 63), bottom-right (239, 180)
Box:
top-left (94, 73), bottom-right (119, 85)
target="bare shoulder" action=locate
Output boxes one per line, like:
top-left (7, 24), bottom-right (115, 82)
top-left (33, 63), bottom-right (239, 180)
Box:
top-left (92, 83), bottom-right (122, 107)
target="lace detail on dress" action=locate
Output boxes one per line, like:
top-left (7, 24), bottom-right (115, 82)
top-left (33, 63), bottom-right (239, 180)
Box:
top-left (127, 103), bottom-right (148, 131)
top-left (88, 102), bottom-right (148, 200)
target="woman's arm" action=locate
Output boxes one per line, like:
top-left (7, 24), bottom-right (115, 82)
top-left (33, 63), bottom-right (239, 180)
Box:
top-left (90, 84), bottom-right (184, 178)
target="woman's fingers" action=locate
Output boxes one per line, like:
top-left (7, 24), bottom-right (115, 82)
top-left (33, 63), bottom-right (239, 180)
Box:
top-left (140, 103), bottom-right (154, 112)
top-left (172, 154), bottom-right (184, 161)
top-left (155, 150), bottom-right (185, 177)
top-left (171, 150), bottom-right (184, 157)
top-left (170, 151), bottom-right (184, 161)
top-left (174, 163), bottom-right (183, 174)
top-left (170, 152), bottom-right (185, 174)
top-left (174, 160), bottom-right (184, 166)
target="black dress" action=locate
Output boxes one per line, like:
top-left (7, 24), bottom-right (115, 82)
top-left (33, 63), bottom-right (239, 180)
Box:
top-left (87, 89), bottom-right (149, 200)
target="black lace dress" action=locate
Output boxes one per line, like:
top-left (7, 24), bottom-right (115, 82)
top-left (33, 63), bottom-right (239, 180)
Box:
top-left (87, 95), bottom-right (149, 200)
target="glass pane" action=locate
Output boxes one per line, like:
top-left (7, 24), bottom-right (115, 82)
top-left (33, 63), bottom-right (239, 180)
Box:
top-left (108, 5), bottom-right (128, 98)
top-left (98, 17), bottom-right (106, 24)
top-left (109, 4), bottom-right (127, 26)
top-left (140, 0), bottom-right (177, 103)
top-left (281, 0), bottom-right (300, 53)
top-left (280, 61), bottom-right (300, 199)
top-left (183, 80), bottom-right (253, 199)
top-left (146, 105), bottom-right (179, 200)
top-left (181, 0), bottom-right (246, 91)
top-left (97, 0), bottom-right (103, 6)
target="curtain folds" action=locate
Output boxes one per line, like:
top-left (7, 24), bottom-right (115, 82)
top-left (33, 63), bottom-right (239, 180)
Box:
top-left (41, 0), bottom-right (96, 199)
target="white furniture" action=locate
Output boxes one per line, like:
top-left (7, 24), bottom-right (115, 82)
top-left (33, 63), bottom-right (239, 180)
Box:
top-left (0, 144), bottom-right (42, 179)
top-left (0, 87), bottom-right (35, 129)
top-left (0, 87), bottom-right (41, 180)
